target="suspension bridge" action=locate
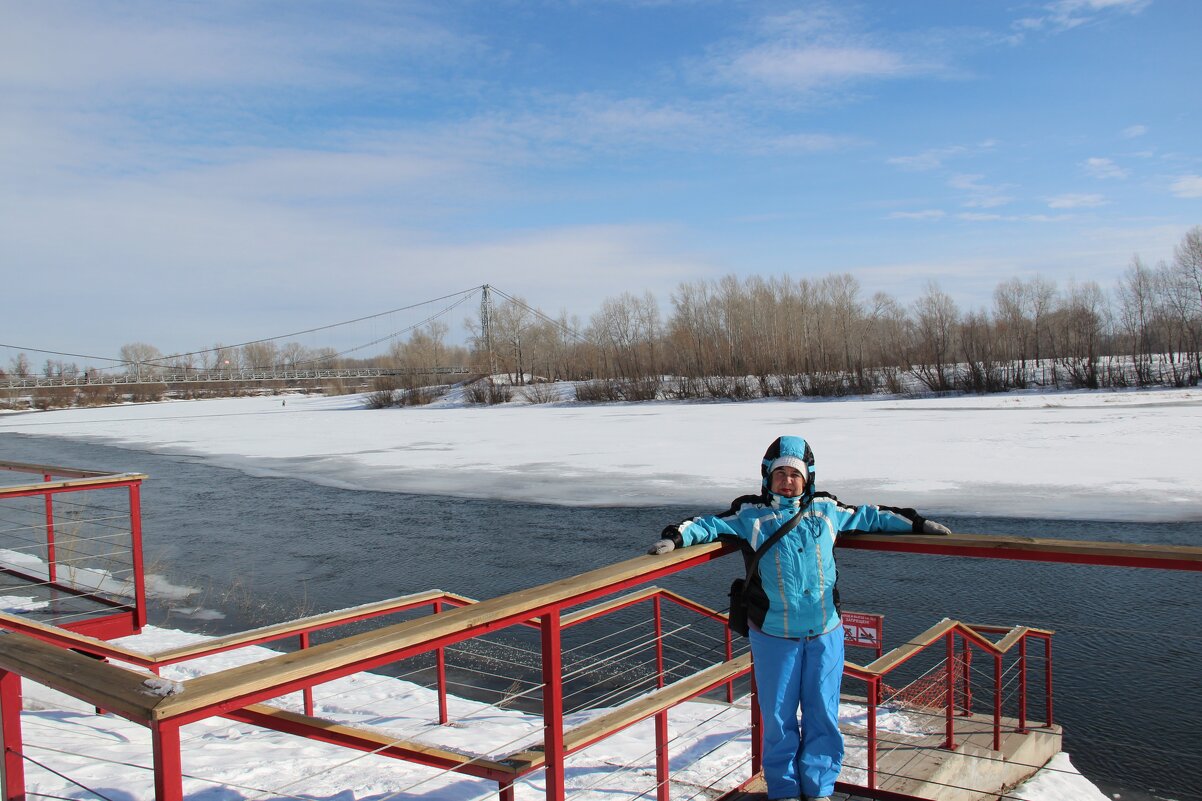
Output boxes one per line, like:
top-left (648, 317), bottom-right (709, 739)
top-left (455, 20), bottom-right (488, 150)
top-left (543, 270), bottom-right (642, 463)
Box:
top-left (0, 284), bottom-right (559, 391)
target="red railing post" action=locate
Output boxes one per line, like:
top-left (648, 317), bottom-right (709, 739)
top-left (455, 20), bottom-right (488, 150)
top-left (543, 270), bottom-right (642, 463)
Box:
top-left (1018, 635), bottom-right (1028, 734)
top-left (724, 626), bottom-right (735, 703)
top-left (992, 653), bottom-right (1003, 751)
top-left (652, 597), bottom-right (669, 800)
top-left (867, 677), bottom-right (879, 790)
top-left (0, 671), bottom-right (25, 801)
top-left (42, 476), bottom-right (56, 585)
top-left (960, 636), bottom-right (973, 715)
top-left (129, 482), bottom-right (147, 629)
top-left (434, 600), bottom-right (449, 725)
top-left (944, 631), bottom-right (955, 750)
top-left (1044, 635), bottom-right (1054, 726)
top-left (151, 721), bottom-right (184, 801)
top-left (653, 596), bottom-right (665, 688)
top-left (299, 632), bottom-right (314, 716)
top-left (540, 609), bottom-right (565, 801)
top-left (750, 671), bottom-right (762, 776)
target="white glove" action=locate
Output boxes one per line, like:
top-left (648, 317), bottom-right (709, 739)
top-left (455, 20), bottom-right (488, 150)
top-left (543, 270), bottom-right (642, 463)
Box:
top-left (923, 520), bottom-right (951, 535)
top-left (647, 539), bottom-right (676, 555)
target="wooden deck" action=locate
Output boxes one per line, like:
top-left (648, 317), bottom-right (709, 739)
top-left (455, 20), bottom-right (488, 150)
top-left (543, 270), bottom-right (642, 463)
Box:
top-left (719, 700), bottom-right (1062, 801)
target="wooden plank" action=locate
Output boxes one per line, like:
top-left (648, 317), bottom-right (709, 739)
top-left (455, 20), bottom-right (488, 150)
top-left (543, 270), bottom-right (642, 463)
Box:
top-left (227, 703), bottom-right (515, 777)
top-left (861, 619), bottom-right (957, 674)
top-left (562, 587), bottom-right (660, 626)
top-left (0, 613), bottom-right (152, 665)
top-left (149, 589), bottom-right (449, 661)
top-left (154, 545), bottom-right (728, 721)
top-left (0, 472), bottom-right (147, 498)
top-left (0, 461), bottom-right (114, 479)
top-left (504, 653), bottom-right (753, 771)
top-left (838, 531), bottom-right (1202, 571)
top-left (0, 630), bottom-right (161, 723)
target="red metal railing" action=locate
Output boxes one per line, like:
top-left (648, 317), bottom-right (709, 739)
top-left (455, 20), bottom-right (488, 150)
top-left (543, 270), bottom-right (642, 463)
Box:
top-left (0, 462), bottom-right (148, 638)
top-left (841, 619), bottom-right (1054, 792)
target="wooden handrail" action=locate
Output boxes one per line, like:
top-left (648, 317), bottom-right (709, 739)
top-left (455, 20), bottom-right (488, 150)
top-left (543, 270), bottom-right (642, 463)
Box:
top-left (838, 531), bottom-right (1202, 571)
top-left (0, 631), bottom-right (161, 724)
top-left (152, 545), bottom-right (728, 721)
top-left (855, 619), bottom-right (1044, 678)
top-left (0, 461), bottom-right (117, 479)
top-left (0, 471), bottom-right (147, 497)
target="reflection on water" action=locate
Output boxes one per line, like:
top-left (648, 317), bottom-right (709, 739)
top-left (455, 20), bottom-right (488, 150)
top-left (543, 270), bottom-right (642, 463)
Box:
top-left (1, 432), bottom-right (1198, 801)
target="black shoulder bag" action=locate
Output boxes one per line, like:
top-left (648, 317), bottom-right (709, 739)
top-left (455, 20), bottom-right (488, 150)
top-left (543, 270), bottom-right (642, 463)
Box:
top-left (727, 510), bottom-right (802, 637)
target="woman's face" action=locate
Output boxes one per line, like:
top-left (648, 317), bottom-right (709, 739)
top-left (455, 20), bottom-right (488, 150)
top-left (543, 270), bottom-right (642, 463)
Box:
top-left (770, 466), bottom-right (806, 498)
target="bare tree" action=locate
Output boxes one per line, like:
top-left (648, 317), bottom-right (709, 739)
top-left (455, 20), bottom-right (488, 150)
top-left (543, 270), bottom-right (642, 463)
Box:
top-left (119, 342), bottom-right (163, 381)
top-left (910, 283), bottom-right (960, 391)
top-left (241, 341), bottom-right (279, 371)
top-left (1048, 280), bottom-right (1108, 389)
top-left (1115, 256), bottom-right (1158, 384)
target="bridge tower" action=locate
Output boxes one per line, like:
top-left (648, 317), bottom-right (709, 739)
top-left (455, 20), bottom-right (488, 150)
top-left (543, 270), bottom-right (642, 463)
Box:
top-left (480, 284), bottom-right (498, 377)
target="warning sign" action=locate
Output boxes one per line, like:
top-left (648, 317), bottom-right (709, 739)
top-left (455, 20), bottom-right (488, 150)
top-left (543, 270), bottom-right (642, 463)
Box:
top-left (842, 611), bottom-right (884, 654)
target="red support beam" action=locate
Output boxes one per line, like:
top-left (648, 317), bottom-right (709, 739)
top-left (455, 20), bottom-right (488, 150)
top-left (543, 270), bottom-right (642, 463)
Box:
top-left (151, 721), bottom-right (184, 801)
top-left (0, 672), bottom-right (24, 801)
top-left (540, 610), bottom-right (565, 801)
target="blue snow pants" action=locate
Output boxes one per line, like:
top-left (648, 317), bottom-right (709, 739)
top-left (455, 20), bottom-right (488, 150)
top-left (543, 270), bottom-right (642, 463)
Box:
top-left (749, 623), bottom-right (845, 800)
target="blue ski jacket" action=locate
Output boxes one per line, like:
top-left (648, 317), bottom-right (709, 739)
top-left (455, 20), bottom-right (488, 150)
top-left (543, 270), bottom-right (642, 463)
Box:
top-left (662, 435), bottom-right (931, 639)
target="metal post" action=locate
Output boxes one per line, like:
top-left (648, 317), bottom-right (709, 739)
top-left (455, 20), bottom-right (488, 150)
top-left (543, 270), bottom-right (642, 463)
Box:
top-left (435, 600), bottom-right (449, 725)
top-left (960, 636), bottom-right (973, 715)
top-left (993, 653), bottom-right (1003, 751)
top-left (151, 721), bottom-right (184, 801)
top-left (867, 678), bottom-right (878, 790)
top-left (655, 710), bottom-right (670, 801)
top-left (653, 597), bottom-right (665, 688)
top-left (540, 610), bottom-right (565, 801)
top-left (42, 476), bottom-right (56, 584)
top-left (750, 671), bottom-right (762, 775)
top-left (724, 626), bottom-right (735, 703)
top-left (299, 632), bottom-right (314, 716)
top-left (653, 597), bottom-right (669, 801)
top-left (1018, 636), bottom-right (1028, 733)
top-left (129, 483), bottom-right (148, 629)
top-left (0, 671), bottom-right (25, 801)
top-left (1044, 636), bottom-right (1054, 726)
top-left (944, 631), bottom-right (955, 750)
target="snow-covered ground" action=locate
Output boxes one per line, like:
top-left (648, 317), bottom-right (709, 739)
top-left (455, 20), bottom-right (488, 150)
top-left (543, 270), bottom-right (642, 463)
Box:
top-left (4, 385), bottom-right (1202, 521)
top-left (4, 385), bottom-right (1197, 799)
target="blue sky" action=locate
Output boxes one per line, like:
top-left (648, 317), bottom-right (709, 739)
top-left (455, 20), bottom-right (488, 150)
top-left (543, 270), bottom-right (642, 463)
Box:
top-left (2, 0), bottom-right (1200, 359)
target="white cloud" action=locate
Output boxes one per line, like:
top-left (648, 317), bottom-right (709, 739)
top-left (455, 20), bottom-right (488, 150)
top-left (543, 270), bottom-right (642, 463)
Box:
top-left (1046, 193), bottom-right (1107, 208)
top-left (888, 210), bottom-right (946, 220)
top-left (1121, 124), bottom-right (1149, 139)
top-left (949, 173), bottom-right (1014, 208)
top-left (709, 7), bottom-right (937, 96)
top-left (1169, 175), bottom-right (1202, 198)
top-left (1015, 0), bottom-right (1151, 32)
top-left (1084, 157), bottom-right (1129, 179)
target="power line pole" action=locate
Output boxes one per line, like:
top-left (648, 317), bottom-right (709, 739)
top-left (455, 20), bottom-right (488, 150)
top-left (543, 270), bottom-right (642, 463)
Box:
top-left (480, 284), bottom-right (498, 376)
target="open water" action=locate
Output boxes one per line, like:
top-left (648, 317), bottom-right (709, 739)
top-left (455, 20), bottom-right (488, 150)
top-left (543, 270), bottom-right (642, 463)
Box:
top-left (1, 432), bottom-right (1199, 801)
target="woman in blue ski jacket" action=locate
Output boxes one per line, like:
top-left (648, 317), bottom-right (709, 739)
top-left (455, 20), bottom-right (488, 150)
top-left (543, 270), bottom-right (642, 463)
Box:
top-left (647, 435), bottom-right (950, 801)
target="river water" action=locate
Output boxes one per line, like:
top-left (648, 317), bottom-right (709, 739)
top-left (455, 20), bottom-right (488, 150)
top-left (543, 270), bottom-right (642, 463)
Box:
top-left (2, 432), bottom-right (1199, 801)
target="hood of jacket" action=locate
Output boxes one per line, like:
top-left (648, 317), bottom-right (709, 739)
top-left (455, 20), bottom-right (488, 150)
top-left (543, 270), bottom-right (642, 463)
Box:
top-left (760, 435), bottom-right (816, 508)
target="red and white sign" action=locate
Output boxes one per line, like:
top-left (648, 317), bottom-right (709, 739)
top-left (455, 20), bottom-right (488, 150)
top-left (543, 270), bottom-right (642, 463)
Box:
top-left (842, 611), bottom-right (884, 651)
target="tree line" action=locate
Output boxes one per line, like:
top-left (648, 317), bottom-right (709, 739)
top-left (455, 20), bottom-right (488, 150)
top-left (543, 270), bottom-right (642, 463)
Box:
top-left (452, 226), bottom-right (1202, 397)
top-left (7, 226), bottom-right (1201, 407)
